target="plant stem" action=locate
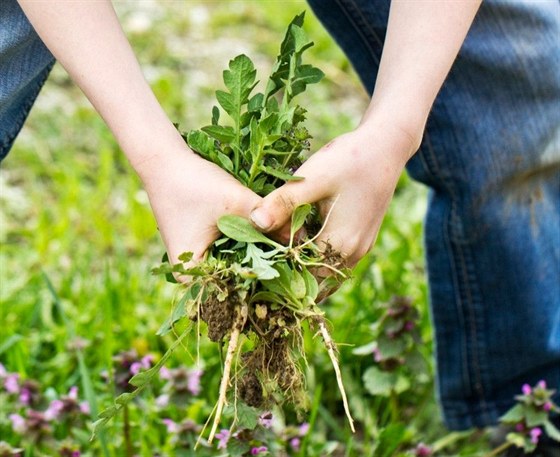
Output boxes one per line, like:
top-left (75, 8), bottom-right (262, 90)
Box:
top-left (483, 441), bottom-right (513, 457)
top-left (208, 303), bottom-right (249, 443)
top-left (317, 319), bottom-right (355, 433)
top-left (123, 404), bottom-right (133, 457)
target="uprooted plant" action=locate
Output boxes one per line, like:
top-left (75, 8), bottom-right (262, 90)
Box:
top-left (92, 13), bottom-right (354, 444)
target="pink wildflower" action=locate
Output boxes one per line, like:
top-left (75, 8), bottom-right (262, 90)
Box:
top-left (4, 374), bottom-right (19, 394)
top-left (156, 394), bottom-right (170, 408)
top-left (289, 437), bottom-right (301, 451)
top-left (19, 387), bottom-right (32, 405)
top-left (9, 414), bottom-right (26, 433)
top-left (68, 386), bottom-right (79, 400)
top-left (130, 362), bottom-right (142, 375)
top-left (298, 422), bottom-right (310, 435)
top-left (530, 427), bottom-right (542, 444)
top-left (160, 366), bottom-right (172, 380)
top-left (258, 412), bottom-right (273, 429)
top-left (415, 443), bottom-right (433, 456)
top-left (537, 380), bottom-right (547, 389)
top-left (79, 401), bottom-right (91, 415)
top-left (44, 399), bottom-right (64, 420)
top-left (522, 384), bottom-right (532, 396)
top-left (251, 446), bottom-right (268, 455)
top-left (215, 429), bottom-right (230, 449)
top-left (162, 418), bottom-right (179, 434)
top-left (187, 369), bottom-right (202, 396)
top-left (515, 423), bottom-right (525, 432)
top-left (543, 401), bottom-right (552, 412)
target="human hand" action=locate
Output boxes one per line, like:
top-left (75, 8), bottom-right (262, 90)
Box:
top-left (136, 147), bottom-right (262, 265)
top-left (249, 119), bottom-right (418, 267)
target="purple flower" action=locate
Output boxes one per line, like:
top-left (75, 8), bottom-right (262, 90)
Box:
top-left (9, 414), bottom-right (26, 434)
top-left (415, 443), bottom-right (433, 456)
top-left (156, 394), bottom-right (170, 408)
top-left (79, 401), bottom-right (91, 415)
top-left (68, 386), bottom-right (79, 400)
top-left (258, 412), bottom-right (273, 429)
top-left (530, 427), bottom-right (542, 444)
top-left (543, 401), bottom-right (552, 412)
top-left (515, 423), bottom-right (525, 432)
top-left (19, 387), bottom-right (32, 405)
top-left (187, 369), bottom-right (202, 396)
top-left (289, 437), bottom-right (301, 451)
top-left (44, 399), bottom-right (64, 420)
top-left (160, 367), bottom-right (172, 380)
top-left (522, 384), bottom-right (532, 396)
top-left (298, 422), bottom-right (310, 436)
top-left (130, 362), bottom-right (143, 375)
top-left (71, 452), bottom-right (81, 457)
top-left (215, 429), bottom-right (230, 449)
top-left (162, 418), bottom-right (179, 434)
top-left (404, 321), bottom-right (415, 331)
top-left (141, 355), bottom-right (153, 368)
top-left (251, 446), bottom-right (268, 455)
top-left (373, 347), bottom-right (382, 363)
top-left (537, 380), bottom-right (547, 390)
top-left (4, 374), bottom-right (19, 394)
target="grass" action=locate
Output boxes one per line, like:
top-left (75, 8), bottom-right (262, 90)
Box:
top-left (0, 2), bottom-right (496, 456)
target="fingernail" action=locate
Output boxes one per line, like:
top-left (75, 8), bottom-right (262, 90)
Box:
top-left (250, 209), bottom-right (272, 231)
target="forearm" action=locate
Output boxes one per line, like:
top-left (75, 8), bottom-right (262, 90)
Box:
top-left (361, 0), bottom-right (482, 155)
top-left (17, 0), bottom-right (186, 178)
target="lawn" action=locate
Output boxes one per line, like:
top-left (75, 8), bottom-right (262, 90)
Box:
top-left (0, 2), bottom-right (529, 456)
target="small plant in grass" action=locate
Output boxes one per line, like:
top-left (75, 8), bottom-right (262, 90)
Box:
top-left (354, 296), bottom-right (429, 414)
top-left (485, 380), bottom-right (560, 456)
top-left (93, 13), bottom-right (354, 444)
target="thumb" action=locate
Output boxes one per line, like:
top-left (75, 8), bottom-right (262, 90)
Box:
top-left (250, 181), bottom-right (325, 233)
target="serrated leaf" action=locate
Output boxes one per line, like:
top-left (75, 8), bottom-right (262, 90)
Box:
top-left (242, 243), bottom-right (280, 280)
top-left (217, 215), bottom-right (282, 247)
top-left (202, 125), bottom-right (236, 143)
top-left (233, 402), bottom-right (259, 430)
top-left (377, 334), bottom-right (407, 360)
top-left (186, 130), bottom-right (215, 159)
top-left (525, 407), bottom-right (547, 427)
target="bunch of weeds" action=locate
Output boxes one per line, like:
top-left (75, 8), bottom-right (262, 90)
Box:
top-left (93, 13), bottom-right (354, 444)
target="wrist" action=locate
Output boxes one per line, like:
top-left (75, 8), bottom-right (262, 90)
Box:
top-left (360, 96), bottom-right (428, 159)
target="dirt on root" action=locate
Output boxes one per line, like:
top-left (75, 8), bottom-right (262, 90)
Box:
top-left (200, 294), bottom-right (236, 342)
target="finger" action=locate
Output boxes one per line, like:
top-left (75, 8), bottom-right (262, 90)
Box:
top-left (249, 179), bottom-right (328, 234)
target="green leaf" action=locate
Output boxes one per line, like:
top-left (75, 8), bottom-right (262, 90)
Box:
top-left (375, 424), bottom-right (406, 457)
top-left (201, 125), bottom-right (236, 143)
top-left (544, 420), bottom-right (560, 442)
top-left (227, 440), bottom-right (251, 456)
top-left (221, 54), bottom-right (257, 126)
top-left (363, 366), bottom-right (397, 397)
top-left (259, 164), bottom-right (303, 182)
top-left (178, 252), bottom-right (193, 263)
top-left (186, 130), bottom-right (215, 158)
top-left (499, 404), bottom-right (525, 424)
top-left (291, 269), bottom-right (306, 300)
top-left (377, 334), bottom-right (407, 360)
top-left (232, 401), bottom-right (259, 430)
top-left (525, 406), bottom-right (548, 427)
top-left (217, 215), bottom-right (282, 247)
top-left (301, 267), bottom-right (318, 302)
top-left (290, 203), bottom-right (312, 245)
top-left (242, 243), bottom-right (280, 280)
top-left (211, 105), bottom-right (220, 125)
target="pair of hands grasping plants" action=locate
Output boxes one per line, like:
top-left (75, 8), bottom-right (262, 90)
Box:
top-left (17, 0), bottom-right (481, 279)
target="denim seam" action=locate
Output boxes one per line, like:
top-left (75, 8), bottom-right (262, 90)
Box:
top-left (422, 132), bottom-right (473, 399)
top-left (429, 97), bottom-right (493, 423)
top-left (0, 59), bottom-right (55, 159)
top-left (333, 0), bottom-right (382, 66)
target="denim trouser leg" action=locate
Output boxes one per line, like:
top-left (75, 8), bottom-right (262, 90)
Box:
top-left (308, 0), bottom-right (560, 429)
top-left (0, 0), bottom-right (55, 160)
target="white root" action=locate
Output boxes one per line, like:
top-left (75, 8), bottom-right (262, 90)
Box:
top-left (207, 303), bottom-right (248, 443)
top-left (318, 319), bottom-right (355, 433)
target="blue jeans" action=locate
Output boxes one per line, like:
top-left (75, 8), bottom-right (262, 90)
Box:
top-left (0, 0), bottom-right (54, 160)
top-left (308, 0), bottom-right (560, 430)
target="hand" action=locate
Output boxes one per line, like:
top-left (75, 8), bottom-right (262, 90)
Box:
top-left (137, 147), bottom-right (262, 265)
top-left (249, 119), bottom-right (417, 267)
